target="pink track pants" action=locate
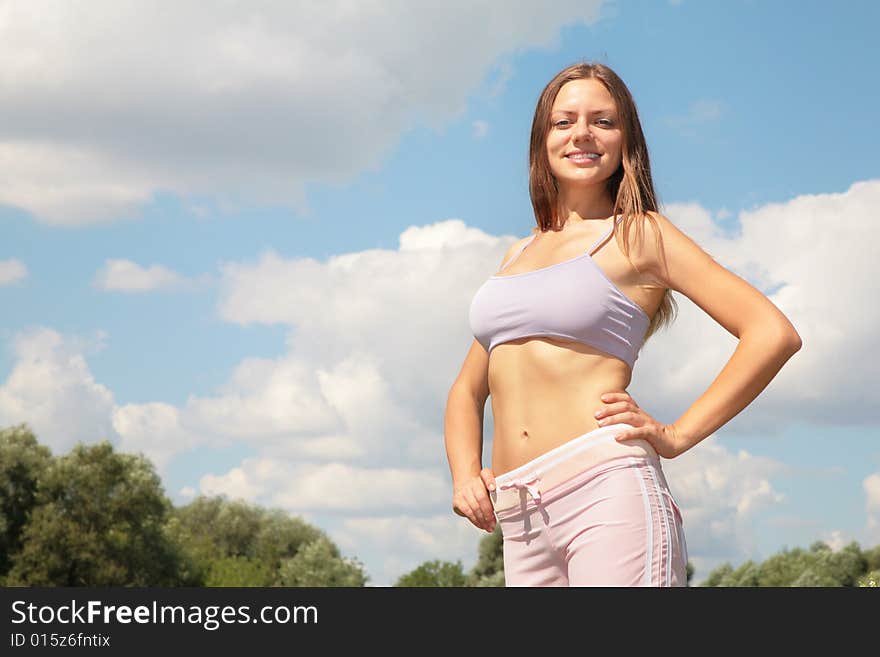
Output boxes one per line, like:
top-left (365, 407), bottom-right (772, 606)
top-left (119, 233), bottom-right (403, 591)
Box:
top-left (490, 423), bottom-right (688, 587)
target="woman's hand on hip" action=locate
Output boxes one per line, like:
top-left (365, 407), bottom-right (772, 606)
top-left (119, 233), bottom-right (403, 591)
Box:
top-left (595, 391), bottom-right (685, 459)
top-left (452, 468), bottom-right (497, 533)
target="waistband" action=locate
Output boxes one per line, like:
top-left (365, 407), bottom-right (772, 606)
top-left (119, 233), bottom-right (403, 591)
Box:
top-left (491, 423), bottom-right (658, 513)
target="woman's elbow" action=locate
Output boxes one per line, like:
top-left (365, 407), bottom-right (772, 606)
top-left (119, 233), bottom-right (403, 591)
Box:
top-left (769, 312), bottom-right (803, 352)
top-left (773, 325), bottom-right (803, 354)
top-left (780, 317), bottom-right (803, 352)
top-left (743, 320), bottom-right (802, 353)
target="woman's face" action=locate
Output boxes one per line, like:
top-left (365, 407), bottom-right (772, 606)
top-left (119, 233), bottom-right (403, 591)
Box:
top-left (545, 78), bottom-right (623, 193)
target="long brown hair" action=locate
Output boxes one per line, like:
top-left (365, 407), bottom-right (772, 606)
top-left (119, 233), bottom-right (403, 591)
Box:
top-left (528, 61), bottom-right (676, 342)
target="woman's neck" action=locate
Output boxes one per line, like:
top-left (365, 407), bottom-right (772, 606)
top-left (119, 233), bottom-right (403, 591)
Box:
top-left (556, 186), bottom-right (614, 227)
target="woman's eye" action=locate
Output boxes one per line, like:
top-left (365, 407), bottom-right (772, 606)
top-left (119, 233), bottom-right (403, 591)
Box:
top-left (553, 118), bottom-right (613, 127)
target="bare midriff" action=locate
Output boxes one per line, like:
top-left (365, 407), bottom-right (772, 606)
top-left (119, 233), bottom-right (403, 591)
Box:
top-left (490, 338), bottom-right (659, 475)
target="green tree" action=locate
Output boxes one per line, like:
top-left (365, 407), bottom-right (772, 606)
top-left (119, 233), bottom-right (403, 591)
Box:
top-left (730, 560), bottom-right (761, 586)
top-left (701, 563), bottom-right (733, 587)
top-left (864, 544), bottom-right (880, 572)
top-left (5, 441), bottom-right (190, 586)
top-left (276, 535), bottom-right (368, 586)
top-left (466, 527), bottom-right (505, 587)
top-left (395, 560), bottom-right (467, 587)
top-left (204, 555), bottom-right (274, 587)
top-left (393, 523), bottom-right (504, 587)
top-left (0, 429), bottom-right (370, 587)
top-left (699, 540), bottom-right (878, 587)
top-left (167, 495), bottom-right (326, 586)
top-left (0, 424), bottom-right (52, 579)
top-left (790, 568), bottom-right (839, 587)
top-left (253, 508), bottom-right (327, 574)
top-left (754, 547), bottom-right (808, 586)
top-left (816, 541), bottom-right (866, 587)
top-left (857, 569), bottom-right (879, 587)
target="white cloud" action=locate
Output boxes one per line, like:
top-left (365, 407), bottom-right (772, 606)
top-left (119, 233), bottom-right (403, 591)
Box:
top-left (94, 259), bottom-right (184, 292)
top-left (0, 328), bottom-right (115, 453)
top-left (214, 219), bottom-right (519, 430)
top-left (0, 141), bottom-right (157, 226)
top-left (181, 351), bottom-right (440, 468)
top-left (472, 120), bottom-right (489, 138)
top-left (657, 180), bottom-right (880, 427)
top-left (0, 0), bottom-right (607, 225)
top-left (112, 402), bottom-right (202, 473)
top-left (661, 440), bottom-right (788, 565)
top-left (821, 529), bottom-right (849, 552)
top-left (186, 355), bottom-right (342, 440)
top-left (0, 327), bottom-right (200, 473)
top-left (0, 259), bottom-right (27, 285)
top-left (200, 458), bottom-right (448, 512)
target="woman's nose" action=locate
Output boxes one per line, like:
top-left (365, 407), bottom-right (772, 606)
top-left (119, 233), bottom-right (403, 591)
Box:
top-left (572, 120), bottom-right (593, 142)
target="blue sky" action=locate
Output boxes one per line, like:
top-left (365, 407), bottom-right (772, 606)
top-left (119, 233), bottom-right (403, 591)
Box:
top-left (1, 0), bottom-right (879, 585)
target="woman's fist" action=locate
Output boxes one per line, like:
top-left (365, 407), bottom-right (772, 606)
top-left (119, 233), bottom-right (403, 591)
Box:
top-left (452, 467), bottom-right (497, 533)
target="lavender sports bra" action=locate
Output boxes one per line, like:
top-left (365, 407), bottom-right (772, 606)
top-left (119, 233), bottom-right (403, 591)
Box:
top-left (468, 215), bottom-right (650, 370)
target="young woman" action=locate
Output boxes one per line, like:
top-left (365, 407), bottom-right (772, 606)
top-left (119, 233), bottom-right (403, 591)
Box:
top-left (444, 62), bottom-right (802, 587)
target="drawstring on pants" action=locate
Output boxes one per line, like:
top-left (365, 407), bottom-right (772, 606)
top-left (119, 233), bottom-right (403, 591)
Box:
top-left (498, 471), bottom-right (542, 505)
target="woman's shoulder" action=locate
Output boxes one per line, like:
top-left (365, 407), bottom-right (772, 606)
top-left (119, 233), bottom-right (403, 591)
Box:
top-left (622, 210), bottom-right (679, 248)
top-left (625, 210), bottom-right (717, 287)
top-left (630, 209), bottom-right (671, 232)
top-left (636, 210), bottom-right (702, 253)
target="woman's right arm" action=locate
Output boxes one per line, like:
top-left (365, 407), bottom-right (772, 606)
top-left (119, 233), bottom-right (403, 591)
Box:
top-left (445, 339), bottom-right (497, 533)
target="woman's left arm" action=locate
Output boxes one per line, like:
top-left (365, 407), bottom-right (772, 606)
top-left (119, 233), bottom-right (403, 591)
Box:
top-left (635, 211), bottom-right (803, 455)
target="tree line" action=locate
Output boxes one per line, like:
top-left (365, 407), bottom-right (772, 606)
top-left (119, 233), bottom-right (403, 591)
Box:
top-left (2, 424), bottom-right (878, 587)
top-left (0, 424), bottom-right (366, 586)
